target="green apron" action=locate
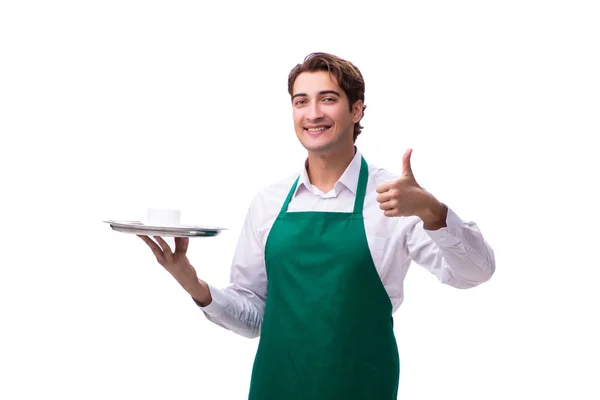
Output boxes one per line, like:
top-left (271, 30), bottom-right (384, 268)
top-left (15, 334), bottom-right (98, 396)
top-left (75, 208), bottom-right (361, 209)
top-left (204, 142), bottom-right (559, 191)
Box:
top-left (248, 156), bottom-right (400, 400)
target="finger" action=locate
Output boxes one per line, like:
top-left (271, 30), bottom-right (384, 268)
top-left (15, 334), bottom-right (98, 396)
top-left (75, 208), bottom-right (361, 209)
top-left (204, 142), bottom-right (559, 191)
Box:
top-left (153, 236), bottom-right (173, 254)
top-left (376, 191), bottom-right (394, 204)
top-left (384, 209), bottom-right (400, 217)
top-left (402, 148), bottom-right (413, 177)
top-left (376, 181), bottom-right (394, 194)
top-left (378, 199), bottom-right (398, 211)
top-left (138, 235), bottom-right (165, 262)
top-left (174, 237), bottom-right (189, 255)
top-left (379, 202), bottom-right (392, 211)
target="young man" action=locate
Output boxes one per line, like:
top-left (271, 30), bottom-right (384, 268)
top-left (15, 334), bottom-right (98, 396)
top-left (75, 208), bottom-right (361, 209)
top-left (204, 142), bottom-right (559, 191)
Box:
top-left (139, 52), bottom-right (495, 399)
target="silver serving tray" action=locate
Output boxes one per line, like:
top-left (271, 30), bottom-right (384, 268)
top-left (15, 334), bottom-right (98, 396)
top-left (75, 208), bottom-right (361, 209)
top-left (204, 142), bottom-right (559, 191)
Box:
top-left (104, 220), bottom-right (226, 238)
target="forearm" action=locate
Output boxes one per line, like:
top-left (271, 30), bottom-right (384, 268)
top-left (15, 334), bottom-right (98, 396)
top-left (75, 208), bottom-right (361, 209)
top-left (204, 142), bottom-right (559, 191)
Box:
top-left (161, 259), bottom-right (213, 305)
top-left (426, 208), bottom-right (495, 286)
top-left (168, 269), bottom-right (263, 337)
top-left (194, 284), bottom-right (264, 339)
top-left (410, 205), bottom-right (495, 288)
top-left (436, 237), bottom-right (495, 286)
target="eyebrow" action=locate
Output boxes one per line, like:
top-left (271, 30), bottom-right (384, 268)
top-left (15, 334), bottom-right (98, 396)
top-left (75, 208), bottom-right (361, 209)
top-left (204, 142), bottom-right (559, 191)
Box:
top-left (292, 90), bottom-right (341, 99)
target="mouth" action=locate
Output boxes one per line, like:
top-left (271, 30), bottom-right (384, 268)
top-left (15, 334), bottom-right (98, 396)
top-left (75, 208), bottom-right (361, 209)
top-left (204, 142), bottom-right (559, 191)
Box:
top-left (304, 125), bottom-right (332, 136)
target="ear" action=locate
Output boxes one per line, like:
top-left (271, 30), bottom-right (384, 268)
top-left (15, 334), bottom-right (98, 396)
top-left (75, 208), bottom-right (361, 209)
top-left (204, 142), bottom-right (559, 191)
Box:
top-left (351, 99), bottom-right (364, 123)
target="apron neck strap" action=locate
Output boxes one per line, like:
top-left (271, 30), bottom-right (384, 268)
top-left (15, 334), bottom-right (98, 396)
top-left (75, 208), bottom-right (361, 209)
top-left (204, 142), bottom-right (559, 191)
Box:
top-left (280, 156), bottom-right (369, 215)
top-left (280, 176), bottom-right (300, 213)
top-left (353, 156), bottom-right (368, 214)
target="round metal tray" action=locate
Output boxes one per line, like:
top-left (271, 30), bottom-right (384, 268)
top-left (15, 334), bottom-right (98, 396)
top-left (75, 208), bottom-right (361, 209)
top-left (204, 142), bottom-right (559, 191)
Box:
top-left (104, 220), bottom-right (226, 238)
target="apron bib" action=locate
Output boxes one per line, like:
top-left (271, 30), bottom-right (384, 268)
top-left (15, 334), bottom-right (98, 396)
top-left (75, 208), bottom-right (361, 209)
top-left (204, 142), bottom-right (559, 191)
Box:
top-left (248, 157), bottom-right (400, 400)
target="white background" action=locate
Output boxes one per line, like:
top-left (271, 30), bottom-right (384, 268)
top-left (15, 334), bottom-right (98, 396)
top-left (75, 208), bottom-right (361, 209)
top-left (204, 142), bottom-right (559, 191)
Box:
top-left (1, 0), bottom-right (599, 399)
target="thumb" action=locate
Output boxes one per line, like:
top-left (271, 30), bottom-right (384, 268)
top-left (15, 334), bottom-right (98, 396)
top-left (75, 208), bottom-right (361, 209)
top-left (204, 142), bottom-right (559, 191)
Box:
top-left (174, 237), bottom-right (189, 254)
top-left (402, 148), bottom-right (414, 176)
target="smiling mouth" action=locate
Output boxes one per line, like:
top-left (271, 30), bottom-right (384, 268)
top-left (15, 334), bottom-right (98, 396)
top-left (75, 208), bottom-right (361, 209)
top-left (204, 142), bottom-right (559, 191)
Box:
top-left (304, 125), bottom-right (332, 135)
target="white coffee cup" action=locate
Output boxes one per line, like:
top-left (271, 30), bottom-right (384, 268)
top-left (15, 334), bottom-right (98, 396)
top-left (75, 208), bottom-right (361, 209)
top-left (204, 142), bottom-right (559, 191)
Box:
top-left (145, 208), bottom-right (181, 226)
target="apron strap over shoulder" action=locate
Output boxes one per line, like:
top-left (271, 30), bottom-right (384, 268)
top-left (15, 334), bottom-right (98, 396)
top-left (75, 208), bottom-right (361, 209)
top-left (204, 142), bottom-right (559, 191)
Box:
top-left (353, 156), bottom-right (369, 215)
top-left (280, 176), bottom-right (300, 214)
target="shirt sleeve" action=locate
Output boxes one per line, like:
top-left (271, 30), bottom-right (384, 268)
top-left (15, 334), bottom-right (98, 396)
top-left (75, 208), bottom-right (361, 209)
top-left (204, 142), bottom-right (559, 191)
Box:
top-left (194, 193), bottom-right (268, 339)
top-left (406, 205), bottom-right (496, 288)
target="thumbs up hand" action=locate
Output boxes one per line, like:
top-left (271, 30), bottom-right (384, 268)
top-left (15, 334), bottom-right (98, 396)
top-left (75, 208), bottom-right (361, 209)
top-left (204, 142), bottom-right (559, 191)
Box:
top-left (375, 149), bottom-right (448, 230)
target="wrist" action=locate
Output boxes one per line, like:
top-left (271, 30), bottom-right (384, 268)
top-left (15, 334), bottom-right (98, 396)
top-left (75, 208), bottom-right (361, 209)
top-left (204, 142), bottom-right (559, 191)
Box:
top-left (188, 279), bottom-right (212, 306)
top-left (421, 200), bottom-right (447, 230)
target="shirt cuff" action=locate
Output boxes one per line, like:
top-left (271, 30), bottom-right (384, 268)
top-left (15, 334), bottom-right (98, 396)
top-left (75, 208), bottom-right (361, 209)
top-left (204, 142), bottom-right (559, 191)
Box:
top-left (424, 206), bottom-right (463, 247)
top-left (192, 283), bottom-right (228, 318)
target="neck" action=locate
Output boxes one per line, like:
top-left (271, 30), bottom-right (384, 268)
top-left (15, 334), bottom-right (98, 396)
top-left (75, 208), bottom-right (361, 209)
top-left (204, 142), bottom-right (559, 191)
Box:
top-left (306, 144), bottom-right (356, 193)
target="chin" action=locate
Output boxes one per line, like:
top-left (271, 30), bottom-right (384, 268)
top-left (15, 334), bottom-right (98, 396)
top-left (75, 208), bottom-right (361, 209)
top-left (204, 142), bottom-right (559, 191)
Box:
top-left (297, 138), bottom-right (340, 154)
top-left (295, 133), bottom-right (323, 147)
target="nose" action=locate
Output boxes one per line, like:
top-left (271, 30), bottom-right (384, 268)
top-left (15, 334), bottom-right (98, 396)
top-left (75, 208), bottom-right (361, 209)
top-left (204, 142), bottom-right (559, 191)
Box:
top-left (307, 101), bottom-right (325, 121)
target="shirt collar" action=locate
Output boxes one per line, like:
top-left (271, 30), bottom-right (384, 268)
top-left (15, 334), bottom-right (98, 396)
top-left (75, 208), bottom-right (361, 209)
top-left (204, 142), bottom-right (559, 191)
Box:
top-left (295, 147), bottom-right (363, 198)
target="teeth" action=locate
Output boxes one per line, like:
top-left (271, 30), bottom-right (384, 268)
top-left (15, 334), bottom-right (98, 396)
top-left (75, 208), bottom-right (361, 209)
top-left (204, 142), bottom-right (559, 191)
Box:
top-left (307, 127), bottom-right (328, 132)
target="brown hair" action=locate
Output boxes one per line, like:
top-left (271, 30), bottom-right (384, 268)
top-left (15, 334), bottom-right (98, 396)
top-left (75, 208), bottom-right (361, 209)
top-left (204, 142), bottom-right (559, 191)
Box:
top-left (288, 52), bottom-right (367, 141)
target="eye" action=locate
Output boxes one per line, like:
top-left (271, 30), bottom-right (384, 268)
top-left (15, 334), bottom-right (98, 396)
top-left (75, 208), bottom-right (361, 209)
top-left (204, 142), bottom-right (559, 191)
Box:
top-left (294, 99), bottom-right (307, 106)
top-left (323, 97), bottom-right (337, 103)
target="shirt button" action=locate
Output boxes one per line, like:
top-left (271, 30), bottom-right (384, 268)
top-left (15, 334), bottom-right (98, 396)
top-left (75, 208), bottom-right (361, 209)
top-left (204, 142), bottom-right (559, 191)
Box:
top-left (440, 236), bottom-right (446, 241)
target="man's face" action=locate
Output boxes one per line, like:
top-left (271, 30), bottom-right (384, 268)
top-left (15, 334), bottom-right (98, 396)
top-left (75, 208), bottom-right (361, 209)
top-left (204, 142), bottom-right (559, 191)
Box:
top-left (291, 71), bottom-right (363, 154)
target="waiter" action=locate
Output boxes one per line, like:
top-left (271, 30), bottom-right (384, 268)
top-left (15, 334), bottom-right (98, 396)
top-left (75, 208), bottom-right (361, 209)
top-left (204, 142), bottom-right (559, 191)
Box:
top-left (139, 52), bottom-right (495, 399)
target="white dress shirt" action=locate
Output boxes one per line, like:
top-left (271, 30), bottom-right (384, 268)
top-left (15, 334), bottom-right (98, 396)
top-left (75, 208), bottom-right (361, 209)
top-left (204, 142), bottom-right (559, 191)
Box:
top-left (198, 148), bottom-right (495, 338)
